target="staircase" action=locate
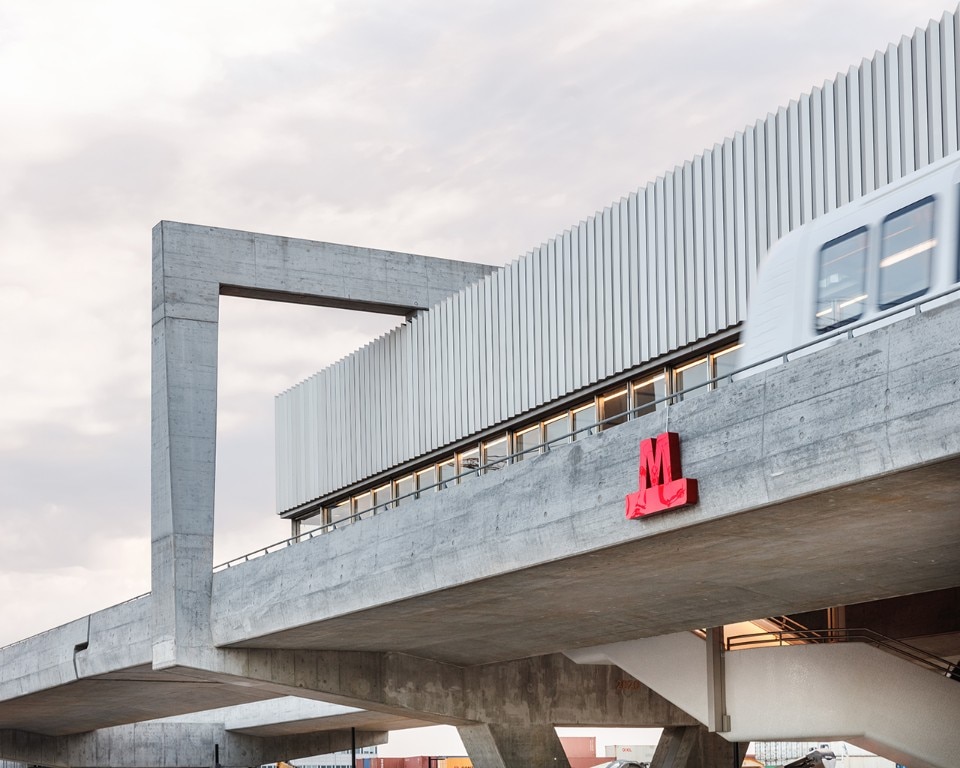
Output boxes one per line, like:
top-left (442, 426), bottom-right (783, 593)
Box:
top-left (565, 630), bottom-right (960, 768)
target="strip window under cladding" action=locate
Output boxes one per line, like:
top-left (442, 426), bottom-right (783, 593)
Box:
top-left (298, 342), bottom-right (742, 534)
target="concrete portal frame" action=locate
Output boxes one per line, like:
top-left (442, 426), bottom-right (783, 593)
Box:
top-left (151, 220), bottom-right (497, 670)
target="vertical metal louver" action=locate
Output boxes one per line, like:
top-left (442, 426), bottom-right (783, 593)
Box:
top-left (277, 11), bottom-right (960, 513)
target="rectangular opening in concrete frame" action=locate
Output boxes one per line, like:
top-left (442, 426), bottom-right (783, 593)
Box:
top-left (213, 295), bottom-right (404, 565)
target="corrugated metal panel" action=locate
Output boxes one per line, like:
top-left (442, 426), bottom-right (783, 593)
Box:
top-left (664, 173), bottom-right (678, 351)
top-left (493, 272), bottom-right (504, 425)
top-left (508, 259), bottom-right (521, 416)
top-left (623, 195), bottom-right (636, 364)
top-left (723, 136), bottom-right (738, 326)
top-left (654, 176), bottom-right (668, 351)
top-left (635, 190), bottom-right (650, 362)
top-left (848, 66), bottom-right (864, 202)
top-left (711, 145), bottom-right (726, 332)
top-left (577, 221), bottom-right (590, 387)
top-left (691, 155), bottom-right (706, 338)
top-left (276, 12), bottom-right (960, 512)
top-left (943, 13), bottom-right (958, 156)
top-left (743, 124), bottom-right (758, 302)
top-left (859, 60), bottom-right (875, 195)
top-left (533, 242), bottom-right (546, 407)
top-left (928, 19), bottom-right (944, 163)
top-left (887, 42), bottom-right (903, 180)
top-left (700, 150), bottom-right (715, 338)
top-left (874, 51), bottom-right (889, 188)
top-left (902, 36), bottom-right (918, 175)
top-left (733, 132), bottom-right (748, 313)
top-left (551, 237), bottom-right (563, 398)
top-left (603, 205), bottom-right (618, 375)
top-left (837, 75), bottom-right (851, 208)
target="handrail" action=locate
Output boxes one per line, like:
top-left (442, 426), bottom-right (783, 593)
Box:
top-left (212, 283), bottom-right (960, 572)
top-left (726, 627), bottom-right (956, 677)
top-left (760, 614), bottom-right (814, 634)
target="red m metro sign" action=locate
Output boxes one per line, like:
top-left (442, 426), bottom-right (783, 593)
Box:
top-left (625, 432), bottom-right (698, 518)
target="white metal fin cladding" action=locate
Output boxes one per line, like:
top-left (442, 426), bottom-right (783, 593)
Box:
top-left (276, 12), bottom-right (960, 511)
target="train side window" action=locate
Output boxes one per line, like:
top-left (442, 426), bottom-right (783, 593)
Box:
top-left (815, 227), bottom-right (868, 333)
top-left (878, 196), bottom-right (935, 309)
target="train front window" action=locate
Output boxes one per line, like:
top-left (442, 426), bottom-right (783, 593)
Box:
top-left (815, 227), bottom-right (868, 333)
top-left (879, 196), bottom-right (935, 309)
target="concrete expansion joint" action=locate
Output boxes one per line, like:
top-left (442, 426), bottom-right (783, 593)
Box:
top-left (71, 616), bottom-right (91, 680)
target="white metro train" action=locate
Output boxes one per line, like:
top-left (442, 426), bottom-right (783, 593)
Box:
top-left (740, 152), bottom-right (960, 369)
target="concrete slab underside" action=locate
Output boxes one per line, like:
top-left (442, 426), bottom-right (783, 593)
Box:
top-left (0, 662), bottom-right (436, 738)
top-left (0, 666), bottom-right (278, 736)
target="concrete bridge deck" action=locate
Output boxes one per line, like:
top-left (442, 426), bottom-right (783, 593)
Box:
top-left (2, 296), bottom-right (958, 763)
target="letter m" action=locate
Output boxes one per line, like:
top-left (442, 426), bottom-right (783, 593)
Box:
top-left (638, 432), bottom-right (680, 489)
top-left (626, 431), bottom-right (698, 518)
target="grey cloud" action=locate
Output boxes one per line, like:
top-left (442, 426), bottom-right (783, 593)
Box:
top-left (0, 421), bottom-right (149, 571)
top-left (9, 128), bottom-right (183, 224)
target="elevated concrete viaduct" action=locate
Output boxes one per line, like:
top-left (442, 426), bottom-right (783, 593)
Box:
top-left (1, 221), bottom-right (958, 766)
top-left (9, 11), bottom-right (960, 767)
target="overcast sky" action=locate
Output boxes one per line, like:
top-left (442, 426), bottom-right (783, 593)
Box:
top-left (0, 0), bottom-right (954, 751)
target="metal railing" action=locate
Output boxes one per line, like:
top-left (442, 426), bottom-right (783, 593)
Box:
top-left (212, 284), bottom-right (960, 572)
top-left (726, 626), bottom-right (956, 677)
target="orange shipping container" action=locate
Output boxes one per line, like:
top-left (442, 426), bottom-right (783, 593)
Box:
top-left (559, 736), bottom-right (598, 760)
top-left (569, 759), bottom-right (608, 768)
top-left (362, 759), bottom-right (404, 768)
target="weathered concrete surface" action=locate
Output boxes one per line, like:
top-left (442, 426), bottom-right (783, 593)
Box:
top-left (178, 696), bottom-right (434, 736)
top-left (211, 299), bottom-right (960, 663)
top-left (650, 726), bottom-right (747, 768)
top-left (458, 724), bottom-right (570, 768)
top-left (0, 597), bottom-right (280, 736)
top-left (0, 642), bottom-right (691, 742)
top-left (0, 720), bottom-right (386, 768)
top-left (204, 651), bottom-right (696, 728)
top-left (152, 221), bottom-right (498, 672)
top-left (0, 592), bottom-right (152, 705)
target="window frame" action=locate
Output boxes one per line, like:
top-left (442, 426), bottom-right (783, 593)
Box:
top-left (877, 195), bottom-right (936, 310)
top-left (814, 225), bottom-right (870, 334)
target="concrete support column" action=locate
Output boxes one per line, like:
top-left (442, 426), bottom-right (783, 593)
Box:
top-left (651, 726), bottom-right (747, 768)
top-left (457, 723), bottom-right (570, 768)
top-left (704, 627), bottom-right (729, 733)
top-left (151, 227), bottom-right (221, 671)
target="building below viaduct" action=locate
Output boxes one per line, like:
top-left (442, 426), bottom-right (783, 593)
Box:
top-left (2, 8), bottom-right (960, 768)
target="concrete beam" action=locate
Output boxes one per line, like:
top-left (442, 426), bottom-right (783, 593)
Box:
top-left (213, 649), bottom-right (472, 724)
top-left (462, 654), bottom-right (696, 728)
top-left (204, 650), bottom-right (697, 728)
top-left (457, 724), bottom-right (570, 768)
top-left (151, 221), bottom-right (497, 672)
top-left (0, 723), bottom-right (386, 768)
top-left (650, 726), bottom-right (747, 768)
